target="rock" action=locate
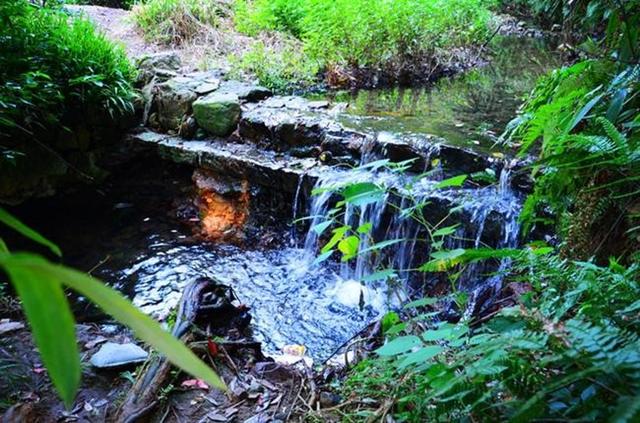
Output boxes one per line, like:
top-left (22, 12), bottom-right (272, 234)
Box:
top-left (194, 81), bottom-right (220, 95)
top-left (319, 391), bottom-right (342, 408)
top-left (154, 78), bottom-right (198, 132)
top-left (217, 80), bottom-right (272, 102)
top-left (90, 342), bottom-right (148, 368)
top-left (135, 52), bottom-right (181, 86)
top-left (193, 92), bottom-right (241, 137)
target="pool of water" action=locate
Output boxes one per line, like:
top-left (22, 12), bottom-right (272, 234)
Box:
top-left (319, 36), bottom-right (561, 153)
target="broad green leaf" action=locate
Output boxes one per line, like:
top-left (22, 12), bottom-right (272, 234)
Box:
top-left (338, 235), bottom-right (359, 260)
top-left (434, 175), bottom-right (467, 189)
top-left (386, 322), bottom-right (407, 335)
top-left (358, 238), bottom-right (405, 255)
top-left (0, 207), bottom-right (61, 256)
top-left (356, 222), bottom-right (373, 234)
top-left (321, 226), bottom-right (349, 253)
top-left (9, 254), bottom-right (227, 391)
top-left (430, 249), bottom-right (466, 261)
top-left (313, 250), bottom-right (334, 266)
top-left (341, 182), bottom-right (384, 207)
top-left (311, 220), bottom-right (333, 236)
top-left (381, 312), bottom-right (400, 333)
top-left (403, 297), bottom-right (438, 309)
top-left (568, 92), bottom-right (603, 132)
top-left (398, 345), bottom-right (443, 369)
top-left (1, 257), bottom-right (80, 408)
top-left (432, 225), bottom-right (460, 237)
top-left (361, 269), bottom-right (396, 282)
top-left (376, 335), bottom-right (422, 356)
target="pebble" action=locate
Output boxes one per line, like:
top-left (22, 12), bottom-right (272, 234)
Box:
top-left (90, 342), bottom-right (148, 368)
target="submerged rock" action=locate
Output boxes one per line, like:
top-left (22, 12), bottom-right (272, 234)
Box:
top-left (193, 92), bottom-right (242, 137)
top-left (90, 342), bottom-right (148, 369)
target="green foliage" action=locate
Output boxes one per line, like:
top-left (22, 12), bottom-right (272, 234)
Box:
top-left (0, 208), bottom-right (226, 407)
top-left (228, 39), bottom-right (319, 92)
top-left (234, 0), bottom-right (497, 86)
top-left (504, 59), bottom-right (639, 259)
top-left (132, 0), bottom-right (222, 44)
top-left (0, 1), bottom-right (135, 144)
top-left (344, 255), bottom-right (640, 422)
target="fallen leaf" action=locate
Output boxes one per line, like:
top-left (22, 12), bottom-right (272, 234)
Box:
top-left (181, 379), bottom-right (209, 390)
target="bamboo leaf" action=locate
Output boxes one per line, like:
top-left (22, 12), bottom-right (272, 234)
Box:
top-left (1, 257), bottom-right (80, 408)
top-left (7, 254), bottom-right (227, 391)
top-left (0, 207), bottom-right (61, 256)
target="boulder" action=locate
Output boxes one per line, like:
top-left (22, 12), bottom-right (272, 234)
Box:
top-left (90, 342), bottom-right (148, 369)
top-left (193, 92), bottom-right (242, 137)
top-left (154, 77), bottom-right (199, 132)
top-left (217, 80), bottom-right (272, 102)
top-left (135, 52), bottom-right (181, 86)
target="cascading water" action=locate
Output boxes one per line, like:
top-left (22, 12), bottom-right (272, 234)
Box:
top-left (296, 159), bottom-right (523, 319)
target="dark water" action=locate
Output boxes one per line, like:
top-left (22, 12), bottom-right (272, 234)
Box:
top-left (319, 36), bottom-right (561, 153)
top-left (9, 161), bottom-right (386, 360)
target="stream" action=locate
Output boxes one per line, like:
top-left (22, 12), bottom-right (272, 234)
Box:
top-left (13, 36), bottom-right (560, 362)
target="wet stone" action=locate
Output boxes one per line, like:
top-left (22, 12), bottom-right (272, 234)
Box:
top-left (90, 342), bottom-right (148, 369)
top-left (193, 92), bottom-right (242, 137)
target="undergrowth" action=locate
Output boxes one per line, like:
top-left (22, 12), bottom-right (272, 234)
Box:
top-left (233, 0), bottom-right (497, 88)
top-left (132, 0), bottom-right (223, 45)
top-left (0, 1), bottom-right (135, 154)
top-left (342, 255), bottom-right (640, 422)
top-left (227, 38), bottom-right (319, 92)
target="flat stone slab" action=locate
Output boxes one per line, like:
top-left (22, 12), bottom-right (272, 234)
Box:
top-left (239, 96), bottom-right (506, 177)
top-left (128, 131), bottom-right (323, 194)
top-left (90, 342), bottom-right (148, 369)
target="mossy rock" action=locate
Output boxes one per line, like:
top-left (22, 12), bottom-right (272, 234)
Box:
top-left (192, 92), bottom-right (241, 137)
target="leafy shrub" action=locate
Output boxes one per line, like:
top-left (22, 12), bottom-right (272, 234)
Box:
top-left (228, 39), bottom-right (319, 91)
top-left (234, 0), bottom-right (497, 87)
top-left (0, 1), bottom-right (135, 150)
top-left (344, 254), bottom-right (640, 422)
top-left (132, 0), bottom-right (222, 44)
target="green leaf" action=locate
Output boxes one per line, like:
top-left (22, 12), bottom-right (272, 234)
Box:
top-left (361, 269), bottom-right (396, 282)
top-left (568, 93), bottom-right (603, 132)
top-left (0, 207), bottom-right (61, 257)
top-left (430, 249), bottom-right (466, 261)
top-left (8, 254), bottom-right (227, 391)
top-left (311, 220), bottom-right (333, 236)
top-left (398, 345), bottom-right (443, 369)
top-left (1, 256), bottom-right (80, 408)
top-left (356, 222), bottom-right (373, 234)
top-left (342, 182), bottom-right (384, 206)
top-left (434, 175), bottom-right (467, 189)
top-left (404, 297), bottom-right (438, 309)
top-left (432, 225), bottom-right (460, 237)
top-left (381, 312), bottom-right (400, 333)
top-left (358, 238), bottom-right (405, 255)
top-left (313, 250), bottom-right (334, 266)
top-left (321, 226), bottom-right (349, 253)
top-left (376, 335), bottom-right (422, 356)
top-left (338, 235), bottom-right (359, 261)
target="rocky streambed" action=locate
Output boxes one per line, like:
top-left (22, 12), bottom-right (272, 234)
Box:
top-left (2, 35), bottom-right (561, 421)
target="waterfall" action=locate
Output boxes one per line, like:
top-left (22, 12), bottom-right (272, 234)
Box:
top-left (293, 160), bottom-right (523, 316)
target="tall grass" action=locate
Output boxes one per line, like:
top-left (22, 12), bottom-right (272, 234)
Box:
top-left (234, 0), bottom-right (497, 86)
top-left (0, 1), bottom-right (134, 145)
top-left (132, 0), bottom-right (222, 45)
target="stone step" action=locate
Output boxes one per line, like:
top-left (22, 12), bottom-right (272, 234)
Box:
top-left (128, 130), bottom-right (515, 248)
